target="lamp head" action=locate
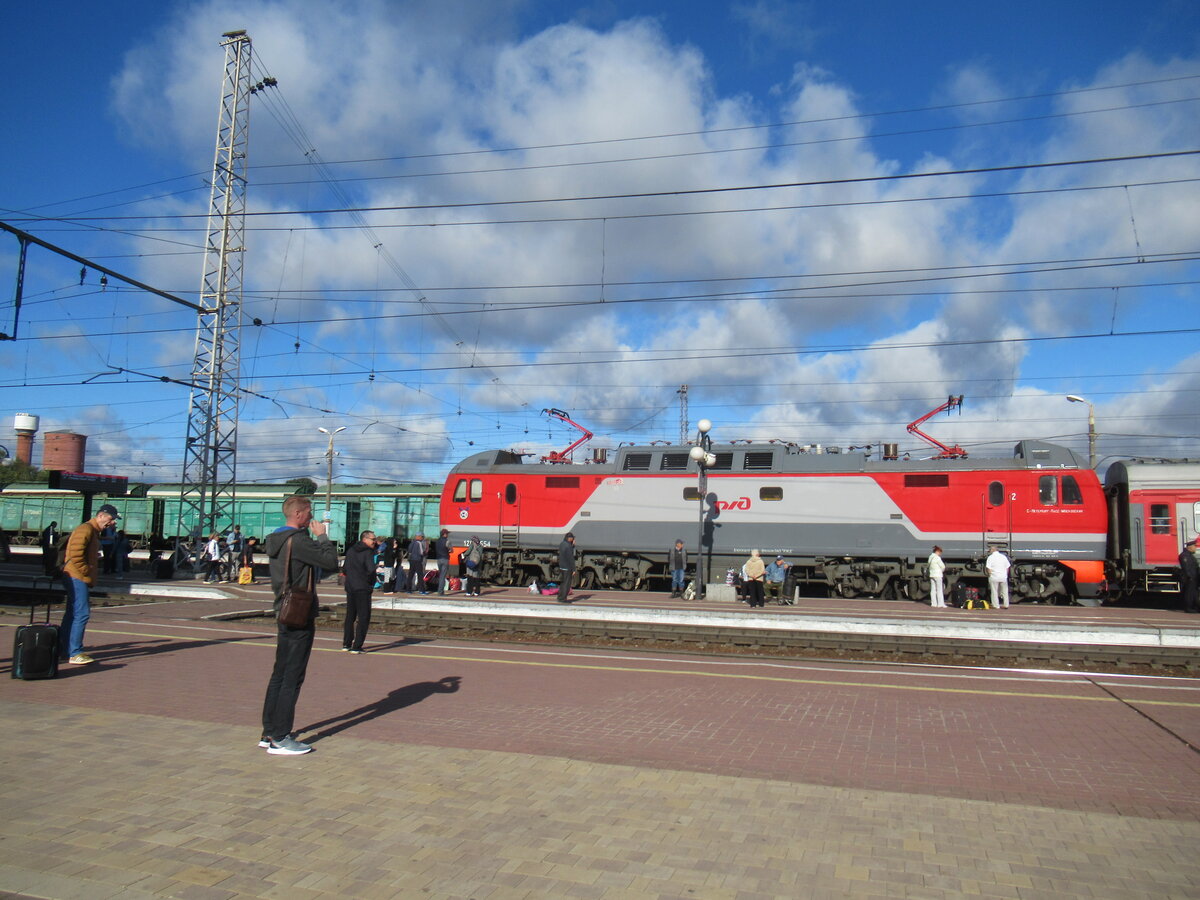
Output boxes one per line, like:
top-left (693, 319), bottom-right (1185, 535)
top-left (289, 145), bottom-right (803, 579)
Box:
top-left (697, 418), bottom-right (712, 434)
top-left (1065, 395), bottom-right (1085, 404)
top-left (689, 445), bottom-right (706, 462)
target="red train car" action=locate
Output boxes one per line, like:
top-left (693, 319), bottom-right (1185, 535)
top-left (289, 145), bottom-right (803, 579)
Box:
top-left (1105, 460), bottom-right (1200, 595)
top-left (441, 437), bottom-right (1112, 604)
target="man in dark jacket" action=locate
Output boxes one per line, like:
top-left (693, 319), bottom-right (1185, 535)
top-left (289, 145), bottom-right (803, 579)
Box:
top-left (435, 528), bottom-right (452, 594)
top-left (556, 532), bottom-right (576, 603)
top-left (342, 530), bottom-right (378, 652)
top-left (259, 495), bottom-right (340, 756)
top-left (40, 521), bottom-right (59, 576)
top-left (1181, 538), bottom-right (1199, 614)
top-left (407, 533), bottom-right (427, 593)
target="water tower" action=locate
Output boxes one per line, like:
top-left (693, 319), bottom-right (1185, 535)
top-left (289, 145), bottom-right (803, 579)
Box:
top-left (43, 431), bottom-right (86, 472)
top-left (13, 413), bottom-right (39, 465)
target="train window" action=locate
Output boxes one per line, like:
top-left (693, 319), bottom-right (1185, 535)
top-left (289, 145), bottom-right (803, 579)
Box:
top-left (709, 452), bottom-right (734, 470)
top-left (988, 481), bottom-right (1004, 506)
top-left (1150, 503), bottom-right (1171, 534)
top-left (469, 479), bottom-right (483, 502)
top-left (505, 484), bottom-right (517, 504)
top-left (660, 453), bottom-right (690, 470)
top-left (683, 486), bottom-right (701, 501)
top-left (453, 479), bottom-right (468, 503)
top-left (759, 486), bottom-right (783, 501)
top-left (545, 476), bottom-right (580, 489)
top-left (743, 451), bottom-right (775, 470)
top-left (1038, 475), bottom-right (1058, 505)
top-left (1061, 475), bottom-right (1083, 505)
top-left (622, 453), bottom-right (652, 471)
top-left (904, 474), bottom-right (949, 488)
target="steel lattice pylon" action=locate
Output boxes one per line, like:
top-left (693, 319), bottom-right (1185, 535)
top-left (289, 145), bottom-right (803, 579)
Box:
top-left (178, 31), bottom-right (252, 541)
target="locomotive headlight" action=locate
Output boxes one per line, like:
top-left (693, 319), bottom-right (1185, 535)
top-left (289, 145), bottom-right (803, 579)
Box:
top-left (697, 419), bottom-right (712, 434)
top-left (704, 452), bottom-right (717, 467)
top-left (689, 446), bottom-right (707, 462)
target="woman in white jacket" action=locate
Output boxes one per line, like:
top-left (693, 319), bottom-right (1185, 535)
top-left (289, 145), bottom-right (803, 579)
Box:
top-left (927, 545), bottom-right (946, 608)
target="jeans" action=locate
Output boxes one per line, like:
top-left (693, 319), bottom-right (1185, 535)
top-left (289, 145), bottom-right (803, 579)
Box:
top-left (557, 569), bottom-right (574, 602)
top-left (343, 589), bottom-right (372, 650)
top-left (60, 576), bottom-right (91, 658)
top-left (671, 568), bottom-right (685, 591)
top-left (409, 562), bottom-right (426, 592)
top-left (261, 623), bottom-right (315, 741)
top-left (437, 560), bottom-right (449, 593)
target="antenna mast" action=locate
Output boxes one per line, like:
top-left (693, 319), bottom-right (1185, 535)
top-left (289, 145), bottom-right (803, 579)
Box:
top-left (677, 384), bottom-right (688, 445)
top-left (178, 30), bottom-right (252, 539)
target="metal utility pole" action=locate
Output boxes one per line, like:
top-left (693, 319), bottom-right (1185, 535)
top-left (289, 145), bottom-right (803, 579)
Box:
top-left (177, 30), bottom-right (253, 541)
top-left (677, 384), bottom-right (688, 445)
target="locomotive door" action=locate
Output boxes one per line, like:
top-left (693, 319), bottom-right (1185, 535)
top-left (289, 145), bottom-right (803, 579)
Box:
top-left (499, 482), bottom-right (520, 549)
top-left (981, 479), bottom-right (1012, 549)
top-left (1139, 494), bottom-right (1178, 567)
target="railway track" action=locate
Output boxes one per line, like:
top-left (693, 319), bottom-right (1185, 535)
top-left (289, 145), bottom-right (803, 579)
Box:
top-left (312, 605), bottom-right (1200, 674)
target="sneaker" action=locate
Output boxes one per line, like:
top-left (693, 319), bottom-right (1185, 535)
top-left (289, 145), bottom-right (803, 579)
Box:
top-left (68, 654), bottom-right (95, 665)
top-left (341, 646), bottom-right (351, 652)
top-left (267, 737), bottom-right (313, 755)
top-left (257, 738), bottom-right (270, 749)
top-left (349, 649), bottom-right (365, 655)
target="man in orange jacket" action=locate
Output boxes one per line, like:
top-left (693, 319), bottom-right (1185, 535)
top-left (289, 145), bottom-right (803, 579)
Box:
top-left (61, 503), bottom-right (120, 665)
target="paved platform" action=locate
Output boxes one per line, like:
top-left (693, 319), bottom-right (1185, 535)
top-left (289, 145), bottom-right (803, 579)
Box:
top-left (2, 590), bottom-right (1199, 898)
top-left (6, 561), bottom-right (1199, 654)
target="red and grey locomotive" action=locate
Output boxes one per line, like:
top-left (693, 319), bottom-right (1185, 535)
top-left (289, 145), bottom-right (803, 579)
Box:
top-left (440, 403), bottom-right (1198, 605)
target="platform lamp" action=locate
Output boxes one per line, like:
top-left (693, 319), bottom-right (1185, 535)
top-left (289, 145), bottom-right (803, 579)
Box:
top-left (689, 419), bottom-right (716, 600)
top-left (318, 426), bottom-right (346, 524)
top-left (1065, 395), bottom-right (1096, 468)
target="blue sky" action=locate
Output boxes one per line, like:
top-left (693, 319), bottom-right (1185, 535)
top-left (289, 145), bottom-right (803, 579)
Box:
top-left (2, 0), bottom-right (1198, 484)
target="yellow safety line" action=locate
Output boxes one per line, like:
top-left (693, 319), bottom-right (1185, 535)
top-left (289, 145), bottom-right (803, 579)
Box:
top-left (41, 622), bottom-right (1199, 708)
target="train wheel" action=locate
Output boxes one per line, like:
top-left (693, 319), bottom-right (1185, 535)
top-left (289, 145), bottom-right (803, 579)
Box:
top-left (580, 570), bottom-right (597, 589)
top-left (880, 581), bottom-right (899, 601)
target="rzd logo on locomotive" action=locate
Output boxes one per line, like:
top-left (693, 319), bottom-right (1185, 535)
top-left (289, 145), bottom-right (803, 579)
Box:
top-left (715, 497), bottom-right (751, 511)
top-left (458, 508), bottom-right (469, 520)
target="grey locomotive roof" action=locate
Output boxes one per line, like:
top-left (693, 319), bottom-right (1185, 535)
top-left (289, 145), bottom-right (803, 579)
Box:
top-left (453, 439), bottom-right (1089, 475)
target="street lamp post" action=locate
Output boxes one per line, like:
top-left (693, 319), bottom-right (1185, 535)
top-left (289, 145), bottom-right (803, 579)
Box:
top-left (318, 426), bottom-right (346, 525)
top-left (689, 419), bottom-right (715, 601)
top-left (1065, 396), bottom-right (1096, 468)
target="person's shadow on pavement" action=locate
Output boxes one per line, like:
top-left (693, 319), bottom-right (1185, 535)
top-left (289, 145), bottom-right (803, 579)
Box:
top-left (301, 676), bottom-right (462, 742)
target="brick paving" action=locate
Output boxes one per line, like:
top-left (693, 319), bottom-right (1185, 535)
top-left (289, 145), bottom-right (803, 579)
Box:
top-left (1, 592), bottom-right (1199, 898)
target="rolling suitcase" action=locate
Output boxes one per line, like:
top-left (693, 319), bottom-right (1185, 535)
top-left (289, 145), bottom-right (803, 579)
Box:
top-left (12, 600), bottom-right (59, 681)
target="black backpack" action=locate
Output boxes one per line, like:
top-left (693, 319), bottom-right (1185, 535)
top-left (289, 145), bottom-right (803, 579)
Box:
top-left (54, 532), bottom-right (73, 572)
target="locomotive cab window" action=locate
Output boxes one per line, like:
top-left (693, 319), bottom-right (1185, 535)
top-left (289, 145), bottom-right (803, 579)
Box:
top-left (469, 479), bottom-right (483, 502)
top-left (453, 479), bottom-right (468, 503)
top-left (1150, 503), bottom-right (1171, 535)
top-left (1061, 475), bottom-right (1083, 505)
top-left (988, 481), bottom-right (1004, 506)
top-left (1038, 475), bottom-right (1058, 505)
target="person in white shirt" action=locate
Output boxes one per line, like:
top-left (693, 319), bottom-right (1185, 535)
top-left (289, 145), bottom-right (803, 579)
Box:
top-left (927, 546), bottom-right (946, 608)
top-left (985, 547), bottom-right (1011, 609)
